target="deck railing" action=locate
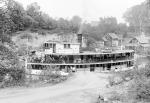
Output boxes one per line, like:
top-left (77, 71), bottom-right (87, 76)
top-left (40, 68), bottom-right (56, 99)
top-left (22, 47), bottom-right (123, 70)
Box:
top-left (28, 56), bottom-right (134, 64)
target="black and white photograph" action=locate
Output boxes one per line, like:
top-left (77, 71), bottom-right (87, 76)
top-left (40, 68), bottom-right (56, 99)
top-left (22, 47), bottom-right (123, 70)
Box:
top-left (0, 0), bottom-right (149, 103)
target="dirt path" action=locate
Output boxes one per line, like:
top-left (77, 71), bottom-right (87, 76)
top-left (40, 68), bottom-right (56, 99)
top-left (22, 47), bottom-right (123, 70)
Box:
top-left (0, 71), bottom-right (110, 103)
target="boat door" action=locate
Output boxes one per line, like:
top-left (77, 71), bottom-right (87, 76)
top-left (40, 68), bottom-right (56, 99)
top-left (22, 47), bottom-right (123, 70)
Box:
top-left (53, 44), bottom-right (56, 53)
top-left (90, 65), bottom-right (95, 72)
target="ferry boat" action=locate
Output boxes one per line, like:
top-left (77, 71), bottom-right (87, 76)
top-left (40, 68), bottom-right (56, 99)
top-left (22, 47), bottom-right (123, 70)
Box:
top-left (26, 33), bottom-right (134, 76)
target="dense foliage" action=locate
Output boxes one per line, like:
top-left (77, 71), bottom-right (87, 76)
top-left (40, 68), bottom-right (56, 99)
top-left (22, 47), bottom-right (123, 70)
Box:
top-left (123, 1), bottom-right (150, 34)
top-left (0, 40), bottom-right (25, 87)
top-left (0, 0), bottom-right (82, 34)
top-left (0, 0), bottom-right (131, 39)
top-left (0, 0), bottom-right (149, 39)
top-left (124, 65), bottom-right (150, 102)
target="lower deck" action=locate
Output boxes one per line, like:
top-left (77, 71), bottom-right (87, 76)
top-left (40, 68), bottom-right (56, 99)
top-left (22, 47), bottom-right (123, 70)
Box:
top-left (27, 60), bottom-right (134, 74)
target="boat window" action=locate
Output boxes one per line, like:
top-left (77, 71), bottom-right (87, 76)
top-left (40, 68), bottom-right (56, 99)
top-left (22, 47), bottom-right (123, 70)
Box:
top-left (64, 44), bottom-right (70, 48)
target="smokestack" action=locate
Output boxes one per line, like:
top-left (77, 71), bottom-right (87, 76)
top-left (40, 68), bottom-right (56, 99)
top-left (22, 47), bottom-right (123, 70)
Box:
top-left (77, 21), bottom-right (83, 43)
top-left (77, 33), bottom-right (82, 53)
top-left (77, 33), bottom-right (82, 43)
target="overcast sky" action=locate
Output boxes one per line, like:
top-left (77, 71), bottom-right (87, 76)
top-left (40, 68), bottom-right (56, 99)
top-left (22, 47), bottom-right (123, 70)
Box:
top-left (16, 0), bottom-right (145, 23)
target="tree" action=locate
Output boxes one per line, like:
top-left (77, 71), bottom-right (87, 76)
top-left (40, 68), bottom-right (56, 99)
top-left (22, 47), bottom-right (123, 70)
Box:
top-left (70, 16), bottom-right (82, 33)
top-left (0, 8), bottom-right (14, 34)
top-left (117, 23), bottom-right (128, 37)
top-left (26, 2), bottom-right (41, 18)
top-left (123, 2), bottom-right (149, 33)
top-left (23, 14), bottom-right (37, 29)
top-left (26, 2), bottom-right (42, 28)
top-left (7, 0), bottom-right (27, 31)
top-left (0, 0), bottom-right (28, 34)
top-left (0, 44), bottom-right (18, 69)
top-left (39, 13), bottom-right (57, 30)
top-left (0, 0), bottom-right (15, 34)
top-left (82, 17), bottom-right (120, 41)
top-left (57, 18), bottom-right (70, 32)
top-left (98, 17), bottom-right (118, 34)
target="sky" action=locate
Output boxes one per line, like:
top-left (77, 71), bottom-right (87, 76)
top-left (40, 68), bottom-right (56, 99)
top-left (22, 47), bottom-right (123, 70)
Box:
top-left (15, 0), bottom-right (145, 23)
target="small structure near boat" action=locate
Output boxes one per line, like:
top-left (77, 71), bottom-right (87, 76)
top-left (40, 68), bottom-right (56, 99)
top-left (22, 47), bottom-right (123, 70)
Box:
top-left (44, 40), bottom-right (80, 54)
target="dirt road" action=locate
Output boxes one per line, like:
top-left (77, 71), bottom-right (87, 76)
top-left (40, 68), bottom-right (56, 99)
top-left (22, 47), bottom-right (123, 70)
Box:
top-left (0, 71), bottom-right (110, 103)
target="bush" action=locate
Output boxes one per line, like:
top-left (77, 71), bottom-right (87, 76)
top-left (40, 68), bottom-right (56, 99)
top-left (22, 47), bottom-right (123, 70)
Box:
top-left (20, 33), bottom-right (33, 40)
top-left (109, 63), bottom-right (150, 102)
top-left (126, 64), bottom-right (150, 102)
top-left (119, 65), bottom-right (150, 82)
top-left (136, 65), bottom-right (150, 78)
top-left (38, 68), bottom-right (64, 83)
top-left (108, 70), bottom-right (135, 87)
top-left (0, 68), bottom-right (25, 88)
top-left (108, 75), bottom-right (123, 86)
top-left (108, 91), bottom-right (123, 101)
top-left (128, 78), bottom-right (150, 102)
top-left (119, 70), bottom-right (134, 81)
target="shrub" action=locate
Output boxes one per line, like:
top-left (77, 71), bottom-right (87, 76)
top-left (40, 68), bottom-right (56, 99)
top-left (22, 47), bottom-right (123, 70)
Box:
top-left (137, 65), bottom-right (150, 78)
top-left (119, 65), bottom-right (150, 82)
top-left (111, 62), bottom-right (150, 102)
top-left (108, 75), bottom-right (123, 86)
top-left (0, 68), bottom-right (25, 88)
top-left (108, 91), bottom-right (123, 101)
top-left (119, 70), bottom-right (134, 81)
top-left (38, 68), bottom-right (62, 83)
top-left (126, 64), bottom-right (150, 102)
top-left (108, 69), bottom-right (136, 87)
top-left (20, 33), bottom-right (33, 40)
top-left (128, 78), bottom-right (150, 102)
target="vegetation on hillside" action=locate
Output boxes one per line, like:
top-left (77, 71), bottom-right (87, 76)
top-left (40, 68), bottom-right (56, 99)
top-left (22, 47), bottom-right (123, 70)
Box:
top-left (106, 61), bottom-right (150, 103)
top-left (0, 35), bottom-right (25, 87)
top-left (0, 0), bottom-right (133, 38)
top-left (1, 0), bottom-right (149, 48)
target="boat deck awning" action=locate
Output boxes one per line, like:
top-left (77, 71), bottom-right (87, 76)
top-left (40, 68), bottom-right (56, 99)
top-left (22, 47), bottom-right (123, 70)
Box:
top-left (44, 50), bottom-right (134, 55)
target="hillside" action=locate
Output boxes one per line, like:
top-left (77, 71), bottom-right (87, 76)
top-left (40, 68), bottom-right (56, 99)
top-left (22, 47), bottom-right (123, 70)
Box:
top-left (12, 30), bottom-right (80, 52)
